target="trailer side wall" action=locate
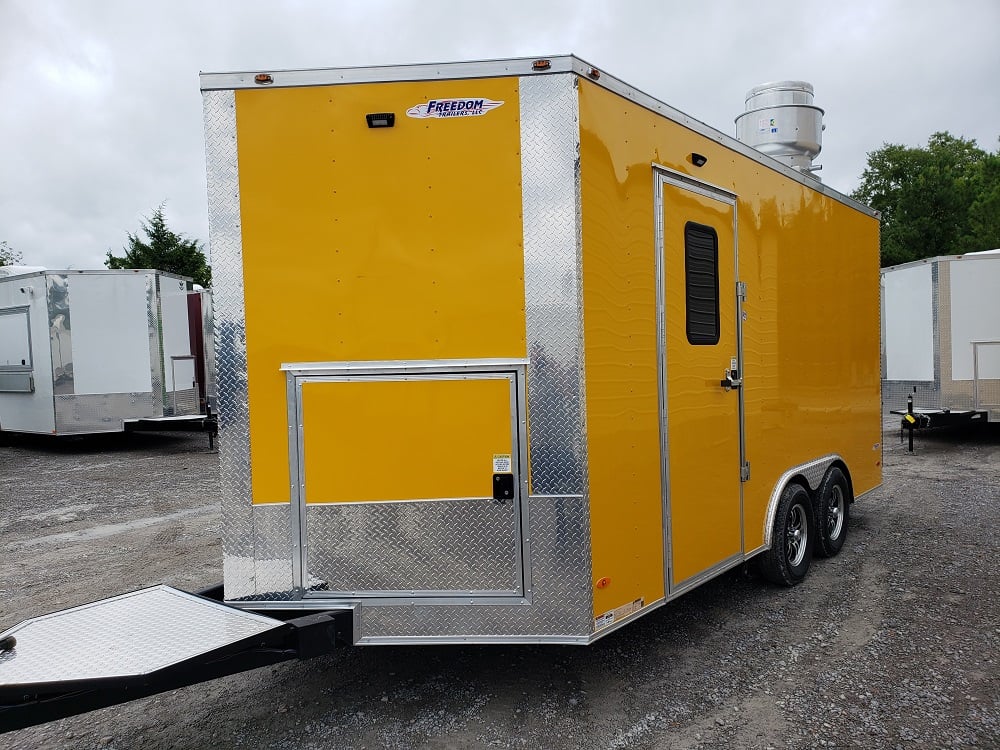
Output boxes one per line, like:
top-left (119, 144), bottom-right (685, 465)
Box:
top-left (578, 80), bottom-right (881, 620)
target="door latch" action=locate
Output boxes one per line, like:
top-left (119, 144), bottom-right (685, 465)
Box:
top-left (720, 368), bottom-right (742, 391)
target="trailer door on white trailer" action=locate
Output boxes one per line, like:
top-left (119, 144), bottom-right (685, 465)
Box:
top-left (883, 263), bottom-right (934, 382)
top-left (949, 258), bottom-right (1000, 381)
top-left (69, 274), bottom-right (153, 395)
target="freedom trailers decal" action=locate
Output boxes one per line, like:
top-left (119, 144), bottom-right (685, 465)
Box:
top-left (406, 98), bottom-right (504, 119)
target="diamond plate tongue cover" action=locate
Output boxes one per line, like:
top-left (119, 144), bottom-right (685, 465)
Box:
top-left (0, 585), bottom-right (282, 685)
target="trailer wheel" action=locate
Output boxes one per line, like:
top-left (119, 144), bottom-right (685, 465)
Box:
top-left (813, 467), bottom-right (850, 558)
top-left (758, 483), bottom-right (813, 586)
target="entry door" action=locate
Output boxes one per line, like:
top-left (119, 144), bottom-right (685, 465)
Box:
top-left (655, 171), bottom-right (743, 591)
top-left (288, 363), bottom-right (527, 601)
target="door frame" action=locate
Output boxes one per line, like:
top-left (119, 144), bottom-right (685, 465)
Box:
top-left (281, 358), bottom-right (532, 604)
top-left (653, 166), bottom-right (747, 598)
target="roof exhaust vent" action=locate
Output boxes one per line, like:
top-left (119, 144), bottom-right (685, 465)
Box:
top-left (735, 81), bottom-right (824, 179)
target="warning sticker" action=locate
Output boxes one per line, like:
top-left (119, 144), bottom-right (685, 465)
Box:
top-left (493, 454), bottom-right (512, 473)
top-left (593, 598), bottom-right (645, 631)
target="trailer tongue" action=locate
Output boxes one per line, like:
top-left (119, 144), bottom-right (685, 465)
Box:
top-left (0, 586), bottom-right (354, 733)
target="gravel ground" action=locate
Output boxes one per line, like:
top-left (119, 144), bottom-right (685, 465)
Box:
top-left (1, 424), bottom-right (998, 749)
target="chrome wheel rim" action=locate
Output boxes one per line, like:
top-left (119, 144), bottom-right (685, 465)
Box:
top-left (827, 485), bottom-right (845, 541)
top-left (786, 503), bottom-right (807, 567)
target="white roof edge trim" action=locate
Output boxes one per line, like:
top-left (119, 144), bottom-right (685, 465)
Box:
top-left (882, 250), bottom-right (1000, 273)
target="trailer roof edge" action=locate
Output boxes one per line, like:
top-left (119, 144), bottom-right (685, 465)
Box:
top-left (881, 251), bottom-right (1000, 273)
top-left (0, 269), bottom-right (194, 283)
top-left (199, 54), bottom-right (876, 218)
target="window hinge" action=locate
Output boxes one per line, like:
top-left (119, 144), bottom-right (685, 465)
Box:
top-left (736, 281), bottom-right (747, 301)
top-left (740, 462), bottom-right (751, 482)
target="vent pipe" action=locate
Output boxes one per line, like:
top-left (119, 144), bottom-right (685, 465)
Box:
top-left (735, 81), bottom-right (824, 178)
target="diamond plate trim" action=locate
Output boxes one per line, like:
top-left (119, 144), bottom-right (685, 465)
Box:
top-left (53, 393), bottom-right (157, 434)
top-left (521, 73), bottom-right (587, 497)
top-left (306, 499), bottom-right (520, 595)
top-left (203, 89), bottom-right (260, 599)
top-left (248, 503), bottom-right (294, 599)
top-left (360, 495), bottom-right (593, 640)
top-left (0, 586), bottom-right (280, 684)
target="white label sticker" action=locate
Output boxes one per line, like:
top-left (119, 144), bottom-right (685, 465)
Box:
top-left (593, 598), bottom-right (645, 631)
top-left (758, 116), bottom-right (778, 133)
top-left (493, 454), bottom-right (512, 473)
top-left (407, 98), bottom-right (505, 119)
top-left (594, 612), bottom-right (615, 630)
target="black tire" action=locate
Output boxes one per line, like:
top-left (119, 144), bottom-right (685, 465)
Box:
top-left (757, 483), bottom-right (814, 586)
top-left (813, 466), bottom-right (851, 558)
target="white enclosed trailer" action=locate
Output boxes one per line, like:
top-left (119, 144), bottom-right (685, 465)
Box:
top-left (882, 249), bottom-right (1000, 426)
top-left (0, 268), bottom-right (210, 435)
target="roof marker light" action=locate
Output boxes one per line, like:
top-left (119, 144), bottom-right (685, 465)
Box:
top-left (254, 73), bottom-right (274, 85)
top-left (531, 59), bottom-right (551, 71)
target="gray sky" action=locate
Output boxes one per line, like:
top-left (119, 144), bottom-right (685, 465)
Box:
top-left (2, 0), bottom-right (998, 270)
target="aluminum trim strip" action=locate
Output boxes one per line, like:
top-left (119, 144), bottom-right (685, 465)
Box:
top-left (854, 485), bottom-right (882, 502)
top-left (668, 553), bottom-right (744, 599)
top-left (358, 634), bottom-right (592, 646)
top-left (652, 164), bottom-right (738, 203)
top-left (588, 598), bottom-right (666, 643)
top-left (200, 55), bottom-right (576, 91)
top-left (280, 358), bottom-right (528, 374)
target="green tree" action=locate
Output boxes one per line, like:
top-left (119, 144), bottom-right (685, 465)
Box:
top-left (106, 205), bottom-right (211, 287)
top-left (0, 240), bottom-right (23, 266)
top-left (852, 132), bottom-right (1000, 267)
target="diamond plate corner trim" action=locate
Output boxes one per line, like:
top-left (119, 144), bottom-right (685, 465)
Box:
top-left (203, 88), bottom-right (257, 600)
top-left (520, 73), bottom-right (587, 498)
top-left (251, 503), bottom-right (295, 599)
top-left (519, 72), bottom-right (593, 635)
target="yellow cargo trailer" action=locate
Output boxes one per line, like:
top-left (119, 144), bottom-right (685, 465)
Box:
top-left (195, 55), bottom-right (882, 644)
top-left (0, 56), bottom-right (884, 730)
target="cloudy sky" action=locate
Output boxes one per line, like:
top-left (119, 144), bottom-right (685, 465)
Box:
top-left (1, 0), bottom-right (998, 270)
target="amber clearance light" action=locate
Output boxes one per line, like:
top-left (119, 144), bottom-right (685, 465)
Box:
top-left (254, 73), bottom-right (274, 85)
